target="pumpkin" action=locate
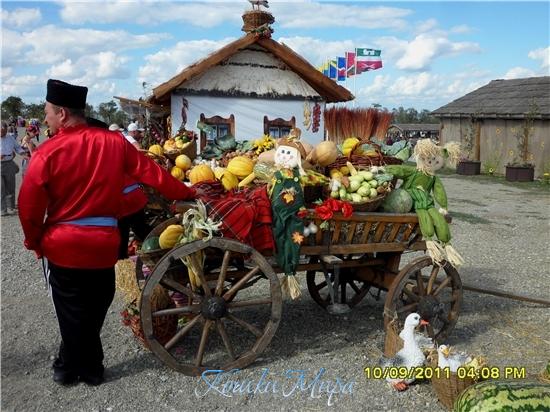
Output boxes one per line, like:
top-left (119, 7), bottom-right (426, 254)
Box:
top-left (175, 154), bottom-right (192, 171)
top-left (159, 224), bottom-right (184, 249)
top-left (188, 164), bottom-right (215, 185)
top-left (170, 166), bottom-right (185, 181)
top-left (310, 141), bottom-right (338, 166)
top-left (148, 144), bottom-right (164, 156)
top-left (227, 156), bottom-right (255, 180)
top-left (214, 167), bottom-right (239, 191)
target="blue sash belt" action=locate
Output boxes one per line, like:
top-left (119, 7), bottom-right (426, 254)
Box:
top-left (123, 183), bottom-right (141, 194)
top-left (61, 216), bottom-right (117, 227)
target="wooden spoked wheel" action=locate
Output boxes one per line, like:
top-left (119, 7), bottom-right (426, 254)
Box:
top-left (140, 238), bottom-right (282, 376)
top-left (383, 256), bottom-right (462, 343)
top-left (306, 267), bottom-right (371, 309)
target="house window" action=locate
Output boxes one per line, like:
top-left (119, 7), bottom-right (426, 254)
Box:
top-left (264, 116), bottom-right (296, 138)
top-left (199, 114), bottom-right (235, 150)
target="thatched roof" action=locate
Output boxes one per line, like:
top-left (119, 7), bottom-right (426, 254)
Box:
top-left (150, 33), bottom-right (354, 105)
top-left (432, 76), bottom-right (550, 119)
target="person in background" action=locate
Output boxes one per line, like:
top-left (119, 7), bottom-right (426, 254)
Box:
top-left (126, 122), bottom-right (144, 146)
top-left (1, 122), bottom-right (28, 216)
top-left (20, 124), bottom-right (39, 176)
top-left (110, 123), bottom-right (140, 149)
top-left (18, 79), bottom-right (197, 387)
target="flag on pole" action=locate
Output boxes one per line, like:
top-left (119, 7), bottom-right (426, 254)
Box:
top-left (355, 48), bottom-right (382, 73)
top-left (329, 59), bottom-right (338, 80)
top-left (337, 57), bottom-right (346, 81)
top-left (345, 51), bottom-right (356, 77)
top-left (321, 60), bottom-right (330, 76)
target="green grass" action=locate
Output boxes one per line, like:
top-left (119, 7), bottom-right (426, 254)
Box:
top-left (449, 211), bottom-right (492, 225)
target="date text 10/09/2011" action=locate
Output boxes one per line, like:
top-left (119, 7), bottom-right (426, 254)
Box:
top-left (364, 366), bottom-right (527, 380)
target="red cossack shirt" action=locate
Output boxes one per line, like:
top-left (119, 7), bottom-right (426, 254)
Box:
top-left (121, 175), bottom-right (149, 217)
top-left (18, 124), bottom-right (196, 268)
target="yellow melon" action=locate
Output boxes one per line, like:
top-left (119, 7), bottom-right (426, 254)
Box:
top-left (171, 166), bottom-right (185, 181)
top-left (175, 154), bottom-right (192, 171)
top-left (148, 144), bottom-right (164, 156)
top-left (214, 167), bottom-right (239, 191)
top-left (159, 224), bottom-right (184, 249)
top-left (188, 164), bottom-right (215, 185)
top-left (227, 156), bottom-right (255, 180)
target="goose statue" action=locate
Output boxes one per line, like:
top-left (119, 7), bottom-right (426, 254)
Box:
top-left (380, 313), bottom-right (429, 391)
top-left (437, 344), bottom-right (472, 373)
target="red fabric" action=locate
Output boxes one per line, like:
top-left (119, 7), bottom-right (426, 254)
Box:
top-left (18, 124), bottom-right (196, 268)
top-left (120, 177), bottom-right (148, 217)
top-left (195, 183), bottom-right (274, 252)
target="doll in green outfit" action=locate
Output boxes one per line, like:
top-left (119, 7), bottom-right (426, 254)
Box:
top-left (383, 139), bottom-right (464, 267)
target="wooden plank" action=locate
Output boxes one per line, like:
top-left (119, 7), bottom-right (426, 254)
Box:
top-left (346, 222), bottom-right (357, 244)
top-left (332, 220), bottom-right (342, 244)
top-left (373, 222), bottom-right (387, 242)
top-left (329, 242), bottom-right (408, 254)
top-left (360, 222), bottom-right (372, 244)
top-left (401, 223), bottom-right (417, 241)
top-left (386, 222), bottom-right (402, 242)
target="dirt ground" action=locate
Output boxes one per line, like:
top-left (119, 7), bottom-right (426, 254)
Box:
top-left (1, 168), bottom-right (549, 411)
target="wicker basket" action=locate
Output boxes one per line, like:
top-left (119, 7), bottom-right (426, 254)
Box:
top-left (328, 154), bottom-right (403, 170)
top-left (350, 194), bottom-right (386, 212)
top-left (384, 319), bottom-right (404, 357)
top-left (241, 10), bottom-right (275, 33)
top-left (430, 359), bottom-right (476, 410)
top-left (164, 139), bottom-right (197, 161)
top-left (136, 216), bottom-right (181, 269)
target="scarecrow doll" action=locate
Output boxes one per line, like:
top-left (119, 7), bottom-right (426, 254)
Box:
top-left (269, 130), bottom-right (307, 299)
top-left (384, 139), bottom-right (464, 267)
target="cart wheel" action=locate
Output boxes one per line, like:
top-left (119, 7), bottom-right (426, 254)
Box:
top-left (306, 268), bottom-right (371, 310)
top-left (140, 238), bottom-right (282, 376)
top-left (383, 256), bottom-right (462, 343)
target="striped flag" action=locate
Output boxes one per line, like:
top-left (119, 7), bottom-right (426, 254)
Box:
top-left (355, 48), bottom-right (383, 74)
top-left (321, 60), bottom-right (330, 77)
top-left (337, 57), bottom-right (346, 81)
top-left (329, 59), bottom-right (338, 80)
top-left (345, 51), bottom-right (356, 77)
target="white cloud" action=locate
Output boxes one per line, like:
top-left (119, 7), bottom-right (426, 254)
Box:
top-left (528, 46), bottom-right (550, 70)
top-left (47, 52), bottom-right (130, 81)
top-left (277, 36), bottom-right (355, 67)
top-left (391, 33), bottom-right (481, 71)
top-left (2, 25), bottom-right (170, 67)
top-left (138, 38), bottom-right (237, 89)
top-left (450, 25), bottom-right (473, 34)
top-left (1, 8), bottom-right (41, 29)
top-left (503, 67), bottom-right (537, 79)
top-left (59, 1), bottom-right (244, 27)
top-left (414, 19), bottom-right (438, 34)
top-left (1, 74), bottom-right (43, 103)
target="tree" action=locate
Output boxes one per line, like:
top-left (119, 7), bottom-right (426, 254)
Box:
top-left (24, 102), bottom-right (45, 120)
top-left (97, 100), bottom-right (118, 124)
top-left (1, 96), bottom-right (25, 121)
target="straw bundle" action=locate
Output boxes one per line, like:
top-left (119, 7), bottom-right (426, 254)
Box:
top-left (324, 107), bottom-right (393, 143)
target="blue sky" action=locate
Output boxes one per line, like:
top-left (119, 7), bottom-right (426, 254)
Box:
top-left (2, 1), bottom-right (549, 111)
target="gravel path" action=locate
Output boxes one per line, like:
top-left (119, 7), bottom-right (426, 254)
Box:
top-left (2, 172), bottom-right (549, 412)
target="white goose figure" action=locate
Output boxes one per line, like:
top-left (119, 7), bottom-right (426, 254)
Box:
top-left (437, 344), bottom-right (472, 373)
top-left (380, 313), bottom-right (429, 391)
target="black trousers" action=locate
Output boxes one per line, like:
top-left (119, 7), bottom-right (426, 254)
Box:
top-left (117, 208), bottom-right (152, 259)
top-left (48, 262), bottom-right (115, 377)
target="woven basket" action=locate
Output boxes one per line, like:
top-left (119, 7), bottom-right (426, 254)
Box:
top-left (384, 319), bottom-right (404, 357)
top-left (136, 216), bottom-right (181, 269)
top-left (430, 359), bottom-right (475, 410)
top-left (350, 194), bottom-right (386, 212)
top-left (164, 140), bottom-right (197, 161)
top-left (328, 154), bottom-right (403, 170)
top-left (241, 10), bottom-right (275, 32)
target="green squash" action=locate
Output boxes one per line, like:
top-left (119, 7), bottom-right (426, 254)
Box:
top-left (141, 236), bottom-right (160, 251)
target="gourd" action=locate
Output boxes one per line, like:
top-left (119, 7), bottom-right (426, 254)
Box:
top-left (214, 167), bottom-right (239, 191)
top-left (175, 154), bottom-right (192, 171)
top-left (253, 162), bottom-right (276, 182)
top-left (454, 381), bottom-right (550, 412)
top-left (307, 141), bottom-right (338, 166)
top-left (188, 164), bottom-right (215, 185)
top-left (159, 225), bottom-right (184, 249)
top-left (227, 156), bottom-right (255, 180)
top-left (342, 137), bottom-right (361, 157)
top-left (141, 236), bottom-right (160, 251)
top-left (257, 149), bottom-right (276, 164)
top-left (170, 166), bottom-right (185, 181)
top-left (148, 144), bottom-right (164, 156)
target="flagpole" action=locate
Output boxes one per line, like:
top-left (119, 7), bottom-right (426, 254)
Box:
top-left (355, 48), bottom-right (358, 108)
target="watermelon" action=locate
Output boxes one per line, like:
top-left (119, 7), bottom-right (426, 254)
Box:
top-left (141, 236), bottom-right (160, 251)
top-left (454, 380), bottom-right (550, 412)
top-left (380, 188), bottom-right (413, 213)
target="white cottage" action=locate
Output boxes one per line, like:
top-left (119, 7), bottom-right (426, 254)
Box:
top-left (148, 10), bottom-right (353, 152)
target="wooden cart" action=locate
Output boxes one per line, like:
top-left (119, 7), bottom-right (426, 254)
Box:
top-left (137, 205), bottom-right (462, 376)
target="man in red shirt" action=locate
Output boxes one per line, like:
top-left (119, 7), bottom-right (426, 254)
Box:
top-left (18, 79), bottom-right (197, 386)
